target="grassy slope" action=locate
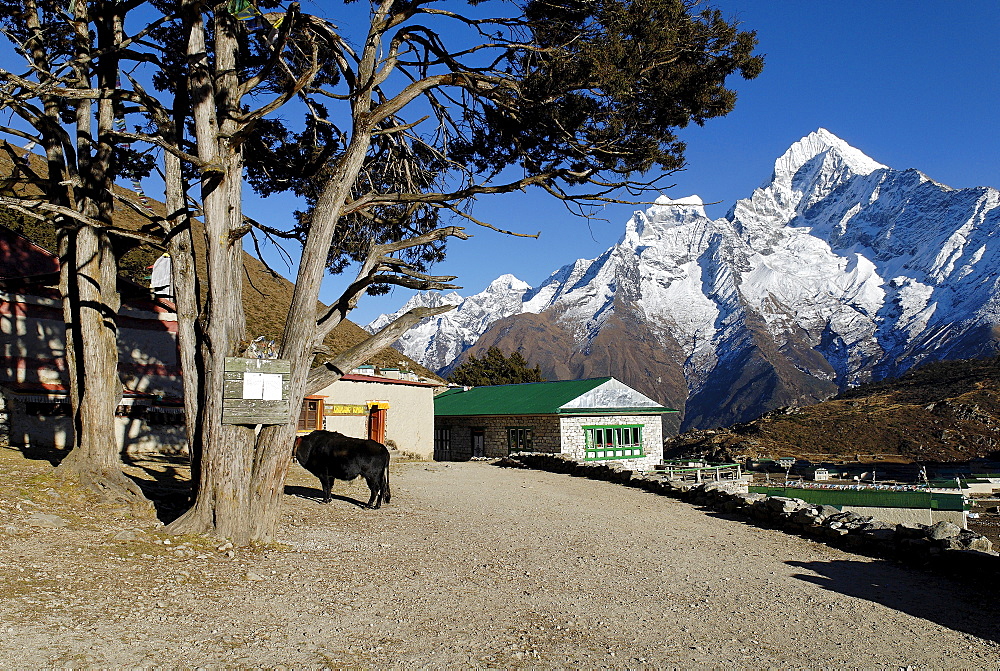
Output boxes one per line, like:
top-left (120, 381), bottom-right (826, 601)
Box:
top-left (0, 145), bottom-right (440, 379)
top-left (664, 357), bottom-right (1000, 463)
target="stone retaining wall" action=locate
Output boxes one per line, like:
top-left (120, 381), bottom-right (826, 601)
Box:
top-left (507, 452), bottom-right (998, 580)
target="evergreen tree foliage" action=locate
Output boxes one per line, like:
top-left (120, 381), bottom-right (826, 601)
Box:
top-left (448, 347), bottom-right (545, 387)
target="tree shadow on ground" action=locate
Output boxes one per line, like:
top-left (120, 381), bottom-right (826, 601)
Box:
top-left (9, 444), bottom-right (191, 524)
top-left (120, 453), bottom-right (192, 525)
top-left (12, 443), bottom-right (68, 466)
top-left (786, 559), bottom-right (1000, 644)
top-left (284, 484), bottom-right (371, 508)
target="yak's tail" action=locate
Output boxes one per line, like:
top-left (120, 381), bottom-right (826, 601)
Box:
top-left (383, 458), bottom-right (392, 504)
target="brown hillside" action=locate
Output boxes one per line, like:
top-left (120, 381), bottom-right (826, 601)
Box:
top-left (664, 356), bottom-right (1000, 463)
top-left (0, 144), bottom-right (439, 379)
top-left (449, 299), bottom-right (688, 435)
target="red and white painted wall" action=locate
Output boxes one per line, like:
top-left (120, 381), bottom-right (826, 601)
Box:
top-left (0, 225), bottom-right (185, 452)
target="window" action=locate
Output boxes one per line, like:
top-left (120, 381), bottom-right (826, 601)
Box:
top-left (507, 427), bottom-right (533, 453)
top-left (24, 402), bottom-right (70, 417)
top-left (584, 425), bottom-right (643, 461)
top-left (298, 397), bottom-right (324, 431)
top-left (116, 404), bottom-right (147, 418)
top-left (434, 427), bottom-right (451, 458)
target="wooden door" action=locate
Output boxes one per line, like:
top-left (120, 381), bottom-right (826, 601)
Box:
top-left (471, 428), bottom-right (485, 458)
top-left (368, 407), bottom-right (386, 444)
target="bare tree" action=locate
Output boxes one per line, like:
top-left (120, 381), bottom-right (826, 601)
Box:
top-left (1, 0), bottom-right (762, 543)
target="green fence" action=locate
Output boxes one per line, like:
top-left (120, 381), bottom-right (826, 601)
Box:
top-left (750, 486), bottom-right (967, 511)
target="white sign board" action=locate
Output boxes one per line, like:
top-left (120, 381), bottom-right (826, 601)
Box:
top-left (243, 372), bottom-right (284, 401)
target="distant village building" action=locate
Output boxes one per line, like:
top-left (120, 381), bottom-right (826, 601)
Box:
top-left (302, 368), bottom-right (438, 459)
top-left (751, 484), bottom-right (970, 527)
top-left (0, 224), bottom-right (185, 453)
top-left (434, 377), bottom-right (674, 470)
top-left (813, 468), bottom-right (831, 481)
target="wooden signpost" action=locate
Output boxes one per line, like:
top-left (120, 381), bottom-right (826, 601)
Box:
top-left (221, 357), bottom-right (292, 425)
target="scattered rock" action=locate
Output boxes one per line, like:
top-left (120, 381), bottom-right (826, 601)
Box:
top-left (25, 512), bottom-right (67, 528)
top-left (927, 521), bottom-right (961, 540)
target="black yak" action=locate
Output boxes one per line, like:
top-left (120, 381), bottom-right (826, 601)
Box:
top-left (293, 430), bottom-right (391, 508)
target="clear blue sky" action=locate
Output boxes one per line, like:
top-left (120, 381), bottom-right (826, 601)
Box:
top-left (326, 0), bottom-right (1000, 325)
top-left (3, 2), bottom-right (996, 328)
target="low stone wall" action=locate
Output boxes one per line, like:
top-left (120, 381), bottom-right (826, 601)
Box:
top-left (507, 452), bottom-right (998, 580)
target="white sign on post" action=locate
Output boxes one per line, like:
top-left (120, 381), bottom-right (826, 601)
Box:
top-left (261, 373), bottom-right (283, 400)
top-left (243, 372), bottom-right (284, 400)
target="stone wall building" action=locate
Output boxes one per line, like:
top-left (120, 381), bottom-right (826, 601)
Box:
top-left (434, 378), bottom-right (674, 471)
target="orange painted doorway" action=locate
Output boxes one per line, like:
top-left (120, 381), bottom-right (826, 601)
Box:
top-left (368, 407), bottom-right (386, 443)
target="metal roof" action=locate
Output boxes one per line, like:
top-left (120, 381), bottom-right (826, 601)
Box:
top-left (340, 373), bottom-right (439, 387)
top-left (434, 378), bottom-right (674, 416)
top-left (751, 486), bottom-right (968, 511)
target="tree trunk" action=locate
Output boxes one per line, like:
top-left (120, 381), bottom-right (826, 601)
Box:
top-left (53, 3), bottom-right (149, 507)
top-left (173, 1), bottom-right (394, 543)
top-left (247, 146), bottom-right (376, 542)
top-left (162, 98), bottom-right (204, 497)
top-left (55, 225), bottom-right (148, 504)
top-left (166, 5), bottom-right (256, 543)
top-left (244, 11), bottom-right (392, 541)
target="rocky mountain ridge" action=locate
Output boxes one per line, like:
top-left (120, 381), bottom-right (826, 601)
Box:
top-left (370, 129), bottom-right (1000, 430)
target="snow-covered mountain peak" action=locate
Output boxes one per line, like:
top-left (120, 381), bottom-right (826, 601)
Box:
top-left (650, 194), bottom-right (709, 222)
top-left (654, 193), bottom-right (706, 209)
top-left (365, 272), bottom-right (534, 371)
top-left (728, 130), bottom-right (890, 244)
top-left (772, 128), bottom-right (886, 183)
top-left (370, 130), bottom-right (1000, 430)
top-left (485, 273), bottom-right (531, 293)
top-left (625, 194), bottom-right (712, 243)
top-left (365, 289), bottom-right (463, 333)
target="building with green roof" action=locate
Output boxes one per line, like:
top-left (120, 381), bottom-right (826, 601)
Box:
top-left (434, 377), bottom-right (676, 469)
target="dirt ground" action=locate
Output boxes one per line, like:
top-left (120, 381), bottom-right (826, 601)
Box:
top-left (1, 447), bottom-right (999, 668)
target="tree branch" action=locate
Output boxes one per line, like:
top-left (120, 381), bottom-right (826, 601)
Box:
top-left (304, 304), bottom-right (454, 395)
top-left (0, 195), bottom-right (163, 244)
top-left (313, 225), bottom-right (469, 342)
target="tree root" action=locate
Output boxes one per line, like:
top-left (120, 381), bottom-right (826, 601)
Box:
top-left (54, 461), bottom-right (156, 517)
top-left (166, 504), bottom-right (254, 546)
top-left (164, 506), bottom-right (213, 536)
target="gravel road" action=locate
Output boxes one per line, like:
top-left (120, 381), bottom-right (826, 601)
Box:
top-left (1, 455), bottom-right (999, 667)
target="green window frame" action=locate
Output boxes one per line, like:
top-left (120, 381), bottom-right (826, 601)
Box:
top-left (507, 427), bottom-right (533, 453)
top-left (584, 424), bottom-right (644, 461)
